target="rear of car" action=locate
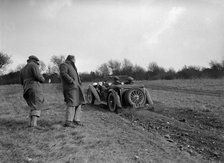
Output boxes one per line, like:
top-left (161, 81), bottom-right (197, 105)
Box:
top-left (86, 76), bottom-right (153, 112)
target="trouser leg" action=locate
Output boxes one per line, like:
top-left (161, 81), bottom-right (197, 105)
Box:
top-left (74, 105), bottom-right (82, 122)
top-left (29, 109), bottom-right (41, 127)
top-left (66, 106), bottom-right (75, 122)
top-left (30, 116), bottom-right (38, 127)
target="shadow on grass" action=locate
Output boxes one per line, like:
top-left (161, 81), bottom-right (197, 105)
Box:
top-left (0, 118), bottom-right (28, 131)
top-left (0, 118), bottom-right (60, 131)
top-left (84, 101), bottom-right (164, 114)
top-left (84, 104), bottom-right (110, 113)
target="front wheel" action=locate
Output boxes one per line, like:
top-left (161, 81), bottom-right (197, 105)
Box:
top-left (107, 92), bottom-right (117, 112)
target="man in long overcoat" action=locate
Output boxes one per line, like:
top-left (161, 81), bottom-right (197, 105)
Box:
top-left (20, 55), bottom-right (45, 128)
top-left (60, 55), bottom-right (86, 128)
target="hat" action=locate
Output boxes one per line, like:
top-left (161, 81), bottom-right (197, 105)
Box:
top-left (114, 76), bottom-right (120, 80)
top-left (66, 55), bottom-right (75, 61)
top-left (28, 55), bottom-right (39, 61)
top-left (128, 76), bottom-right (134, 81)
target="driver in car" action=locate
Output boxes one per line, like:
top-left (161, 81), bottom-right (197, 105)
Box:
top-left (124, 76), bottom-right (134, 84)
top-left (113, 76), bottom-right (121, 85)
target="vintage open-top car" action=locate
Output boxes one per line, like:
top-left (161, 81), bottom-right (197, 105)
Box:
top-left (86, 76), bottom-right (154, 112)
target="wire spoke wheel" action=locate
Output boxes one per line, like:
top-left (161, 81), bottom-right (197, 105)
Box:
top-left (107, 92), bottom-right (117, 112)
top-left (126, 89), bottom-right (145, 107)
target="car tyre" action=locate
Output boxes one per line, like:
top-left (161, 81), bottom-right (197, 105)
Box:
top-left (107, 92), bottom-right (117, 112)
top-left (125, 89), bottom-right (145, 107)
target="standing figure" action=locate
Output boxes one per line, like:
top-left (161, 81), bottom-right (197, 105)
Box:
top-left (60, 55), bottom-right (86, 128)
top-left (20, 55), bottom-right (45, 129)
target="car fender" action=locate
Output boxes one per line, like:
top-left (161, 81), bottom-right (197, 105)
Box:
top-left (144, 88), bottom-right (153, 105)
top-left (88, 84), bottom-right (101, 103)
top-left (108, 89), bottom-right (122, 108)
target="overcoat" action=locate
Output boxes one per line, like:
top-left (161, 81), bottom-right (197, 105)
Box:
top-left (60, 60), bottom-right (85, 107)
top-left (20, 61), bottom-right (45, 110)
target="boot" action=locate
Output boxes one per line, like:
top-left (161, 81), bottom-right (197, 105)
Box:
top-left (73, 120), bottom-right (84, 126)
top-left (64, 107), bottom-right (76, 128)
top-left (29, 116), bottom-right (45, 130)
top-left (64, 121), bottom-right (76, 128)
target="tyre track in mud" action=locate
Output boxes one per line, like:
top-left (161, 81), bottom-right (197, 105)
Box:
top-left (119, 102), bottom-right (224, 162)
top-left (146, 85), bottom-right (224, 97)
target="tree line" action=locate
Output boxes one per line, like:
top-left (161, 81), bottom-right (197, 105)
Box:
top-left (80, 59), bottom-right (224, 81)
top-left (0, 52), bottom-right (223, 85)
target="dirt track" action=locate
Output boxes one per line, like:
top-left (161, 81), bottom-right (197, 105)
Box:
top-left (120, 103), bottom-right (224, 162)
top-left (0, 83), bottom-right (223, 162)
top-left (0, 103), bottom-right (204, 163)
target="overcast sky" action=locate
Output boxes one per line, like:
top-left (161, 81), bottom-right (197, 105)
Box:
top-left (0, 0), bottom-right (224, 73)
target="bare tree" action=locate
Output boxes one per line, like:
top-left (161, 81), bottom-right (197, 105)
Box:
top-left (133, 64), bottom-right (146, 80)
top-left (147, 62), bottom-right (165, 80)
top-left (147, 62), bottom-right (159, 72)
top-left (209, 60), bottom-right (222, 71)
top-left (108, 59), bottom-right (121, 75)
top-left (50, 55), bottom-right (65, 74)
top-left (122, 58), bottom-right (133, 69)
top-left (39, 60), bottom-right (46, 73)
top-left (0, 52), bottom-right (12, 73)
top-left (120, 58), bottom-right (133, 75)
top-left (15, 64), bottom-right (25, 71)
top-left (98, 63), bottom-right (110, 76)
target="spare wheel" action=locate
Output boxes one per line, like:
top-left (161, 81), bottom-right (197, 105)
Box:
top-left (125, 88), bottom-right (145, 107)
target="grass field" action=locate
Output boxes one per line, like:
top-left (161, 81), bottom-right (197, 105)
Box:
top-left (133, 79), bottom-right (224, 161)
top-left (141, 79), bottom-right (224, 113)
top-left (0, 79), bottom-right (223, 162)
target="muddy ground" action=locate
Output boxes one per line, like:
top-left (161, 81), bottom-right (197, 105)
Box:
top-left (0, 83), bottom-right (223, 162)
top-left (120, 102), bottom-right (224, 162)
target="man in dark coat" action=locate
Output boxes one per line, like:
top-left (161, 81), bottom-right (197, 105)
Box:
top-left (20, 55), bottom-right (45, 128)
top-left (60, 55), bottom-right (86, 128)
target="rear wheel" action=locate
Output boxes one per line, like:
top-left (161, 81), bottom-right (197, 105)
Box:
top-left (107, 92), bottom-right (117, 112)
top-left (125, 89), bottom-right (145, 107)
top-left (87, 89), bottom-right (95, 104)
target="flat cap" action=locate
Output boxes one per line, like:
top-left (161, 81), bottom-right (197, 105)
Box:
top-left (128, 76), bottom-right (134, 81)
top-left (28, 55), bottom-right (39, 61)
top-left (114, 76), bottom-right (120, 80)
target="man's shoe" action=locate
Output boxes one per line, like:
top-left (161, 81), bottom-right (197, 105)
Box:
top-left (73, 121), bottom-right (84, 126)
top-left (64, 121), bottom-right (76, 128)
top-left (28, 125), bottom-right (47, 131)
top-left (34, 126), bottom-right (47, 130)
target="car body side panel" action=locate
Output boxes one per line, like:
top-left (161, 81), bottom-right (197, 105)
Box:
top-left (88, 84), bottom-right (101, 103)
top-left (144, 88), bottom-right (154, 105)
